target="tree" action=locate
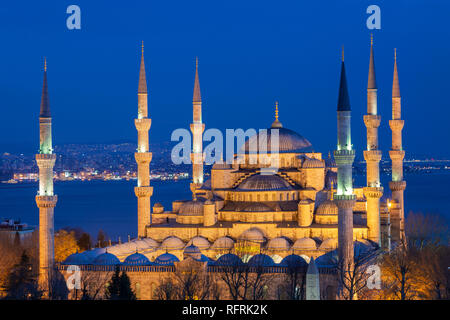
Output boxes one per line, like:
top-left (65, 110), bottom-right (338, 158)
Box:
top-left (378, 212), bottom-right (450, 300)
top-left (97, 230), bottom-right (108, 248)
top-left (77, 232), bottom-right (92, 251)
top-left (106, 266), bottom-right (135, 300)
top-left (54, 229), bottom-right (80, 262)
top-left (154, 261), bottom-right (220, 300)
top-left (4, 250), bottom-right (41, 300)
top-left (335, 246), bottom-right (379, 300)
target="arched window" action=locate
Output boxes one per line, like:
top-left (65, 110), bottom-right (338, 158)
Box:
top-left (135, 282), bottom-right (141, 299)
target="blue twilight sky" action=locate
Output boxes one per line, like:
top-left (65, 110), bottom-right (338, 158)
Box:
top-left (0, 0), bottom-right (449, 158)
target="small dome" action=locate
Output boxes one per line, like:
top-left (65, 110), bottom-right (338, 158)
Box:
top-left (93, 252), bottom-right (120, 265)
top-left (153, 253), bottom-right (179, 266)
top-left (319, 238), bottom-right (338, 251)
top-left (62, 252), bottom-right (90, 265)
top-left (184, 244), bottom-right (201, 255)
top-left (243, 202), bottom-right (272, 212)
top-left (239, 228), bottom-right (265, 243)
top-left (237, 174), bottom-right (292, 191)
top-left (154, 203), bottom-right (163, 208)
top-left (211, 236), bottom-right (235, 250)
top-left (123, 252), bottom-right (151, 266)
top-left (316, 200), bottom-right (338, 215)
top-left (279, 254), bottom-right (308, 267)
top-left (214, 253), bottom-right (243, 266)
top-left (302, 157), bottom-right (325, 168)
top-left (293, 238), bottom-right (317, 251)
top-left (248, 254), bottom-right (275, 267)
top-left (178, 200), bottom-right (204, 216)
top-left (266, 237), bottom-right (291, 251)
top-left (160, 236), bottom-right (185, 250)
top-left (187, 236), bottom-right (210, 250)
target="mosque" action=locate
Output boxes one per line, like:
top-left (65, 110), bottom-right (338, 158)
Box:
top-left (35, 37), bottom-right (406, 299)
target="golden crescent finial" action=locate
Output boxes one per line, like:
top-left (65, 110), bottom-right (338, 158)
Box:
top-left (44, 57), bottom-right (47, 72)
top-left (394, 48), bottom-right (397, 62)
top-left (370, 33), bottom-right (373, 46)
top-left (275, 101), bottom-right (279, 121)
top-left (196, 56), bottom-right (198, 69)
top-left (341, 45), bottom-right (344, 62)
top-left (141, 41), bottom-right (144, 55)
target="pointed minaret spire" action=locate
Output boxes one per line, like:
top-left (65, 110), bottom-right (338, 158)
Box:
top-left (193, 57), bottom-right (201, 103)
top-left (138, 41), bottom-right (147, 94)
top-left (368, 34), bottom-right (377, 90)
top-left (364, 33), bottom-right (383, 246)
top-left (190, 56), bottom-right (205, 191)
top-left (134, 41), bottom-right (153, 237)
top-left (392, 48), bottom-right (400, 98)
top-left (337, 57), bottom-right (350, 111)
top-left (36, 57), bottom-right (57, 293)
top-left (40, 58), bottom-right (51, 118)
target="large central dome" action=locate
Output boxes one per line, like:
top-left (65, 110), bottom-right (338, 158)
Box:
top-left (241, 119), bottom-right (312, 154)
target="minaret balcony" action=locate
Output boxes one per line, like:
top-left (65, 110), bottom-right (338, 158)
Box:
top-left (134, 186), bottom-right (153, 198)
top-left (333, 149), bottom-right (355, 165)
top-left (389, 181), bottom-right (406, 191)
top-left (363, 150), bottom-right (382, 162)
top-left (135, 118), bottom-right (152, 131)
top-left (364, 115), bottom-right (381, 128)
top-left (389, 120), bottom-right (404, 131)
top-left (135, 152), bottom-right (152, 164)
top-left (35, 154), bottom-right (56, 168)
top-left (389, 150), bottom-right (405, 161)
top-left (36, 195), bottom-right (58, 207)
top-left (363, 186), bottom-right (383, 199)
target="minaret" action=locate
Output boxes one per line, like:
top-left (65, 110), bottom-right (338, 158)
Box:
top-left (389, 49), bottom-right (406, 242)
top-left (363, 34), bottom-right (383, 245)
top-left (334, 48), bottom-right (356, 281)
top-left (35, 58), bottom-right (57, 291)
top-left (189, 57), bottom-right (204, 197)
top-left (134, 42), bottom-right (153, 238)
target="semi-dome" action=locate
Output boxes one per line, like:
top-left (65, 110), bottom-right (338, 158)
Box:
top-left (211, 236), bottom-right (235, 250)
top-left (302, 157), bottom-right (325, 168)
top-left (248, 254), bottom-right (275, 267)
top-left (123, 252), bottom-right (151, 266)
top-left (319, 238), bottom-right (338, 251)
top-left (153, 253), bottom-right (179, 266)
top-left (239, 228), bottom-right (265, 243)
top-left (242, 127), bottom-right (312, 154)
top-left (187, 236), bottom-right (210, 250)
top-left (316, 200), bottom-right (338, 216)
top-left (93, 252), bottom-right (120, 265)
top-left (292, 238), bottom-right (317, 251)
top-left (160, 236), bottom-right (185, 250)
top-left (178, 200), bottom-right (204, 216)
top-left (279, 254), bottom-right (308, 267)
top-left (237, 174), bottom-right (292, 191)
top-left (266, 237), bottom-right (291, 251)
top-left (243, 202), bottom-right (272, 212)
